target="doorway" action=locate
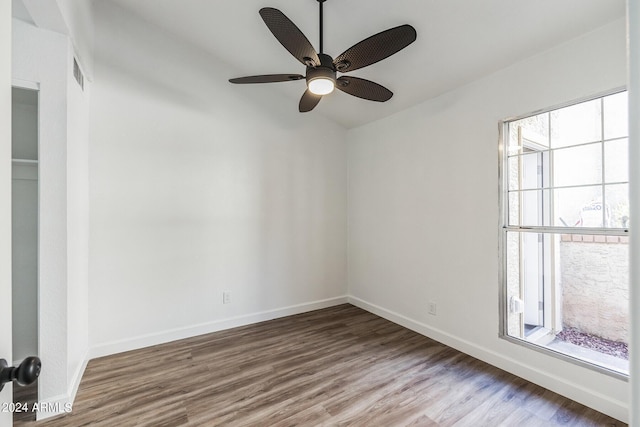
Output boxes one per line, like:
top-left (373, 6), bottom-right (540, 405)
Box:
top-left (11, 86), bottom-right (39, 421)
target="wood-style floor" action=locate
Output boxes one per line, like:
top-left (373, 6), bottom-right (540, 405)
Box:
top-left (15, 304), bottom-right (624, 426)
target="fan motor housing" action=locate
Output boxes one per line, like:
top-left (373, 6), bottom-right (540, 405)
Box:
top-left (306, 66), bottom-right (336, 84)
top-left (230, 4), bottom-right (416, 111)
top-left (306, 53), bottom-right (336, 85)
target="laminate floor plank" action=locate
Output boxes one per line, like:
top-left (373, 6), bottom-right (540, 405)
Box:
top-left (14, 304), bottom-right (625, 426)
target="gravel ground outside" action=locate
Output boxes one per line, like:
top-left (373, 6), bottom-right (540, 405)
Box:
top-left (556, 327), bottom-right (628, 360)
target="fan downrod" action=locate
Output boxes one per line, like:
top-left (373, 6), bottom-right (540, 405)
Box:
top-left (317, 0), bottom-right (327, 54)
top-left (228, 1), bottom-right (416, 112)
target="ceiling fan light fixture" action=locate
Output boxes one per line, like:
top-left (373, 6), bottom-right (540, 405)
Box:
top-left (306, 62), bottom-right (336, 95)
top-left (229, 3), bottom-right (417, 112)
top-left (308, 77), bottom-right (335, 95)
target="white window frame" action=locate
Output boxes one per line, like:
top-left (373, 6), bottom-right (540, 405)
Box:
top-left (498, 88), bottom-right (629, 380)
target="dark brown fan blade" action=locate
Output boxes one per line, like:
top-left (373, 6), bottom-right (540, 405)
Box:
top-left (299, 89), bottom-right (322, 112)
top-left (229, 74), bottom-right (304, 84)
top-left (259, 8), bottom-right (320, 67)
top-left (336, 76), bottom-right (393, 102)
top-left (333, 25), bottom-right (417, 73)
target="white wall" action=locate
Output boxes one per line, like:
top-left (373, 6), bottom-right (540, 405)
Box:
top-left (347, 19), bottom-right (628, 422)
top-left (12, 18), bottom-right (70, 406)
top-left (88, 2), bottom-right (348, 355)
top-left (12, 0), bottom-right (92, 416)
top-left (65, 38), bottom-right (90, 398)
top-left (19, 0), bottom-right (93, 80)
top-left (0, 2), bottom-right (13, 427)
top-left (56, 0), bottom-right (93, 79)
top-left (12, 18), bottom-right (92, 419)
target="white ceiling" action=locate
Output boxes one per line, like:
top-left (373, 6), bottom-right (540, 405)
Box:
top-left (12, 0), bottom-right (35, 25)
top-left (96, 1), bottom-right (626, 128)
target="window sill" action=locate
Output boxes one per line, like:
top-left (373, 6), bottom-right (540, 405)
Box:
top-left (500, 333), bottom-right (629, 381)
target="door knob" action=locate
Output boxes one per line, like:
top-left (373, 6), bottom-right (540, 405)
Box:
top-left (0, 356), bottom-right (41, 392)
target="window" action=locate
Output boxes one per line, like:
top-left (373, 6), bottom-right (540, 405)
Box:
top-left (500, 91), bottom-right (629, 376)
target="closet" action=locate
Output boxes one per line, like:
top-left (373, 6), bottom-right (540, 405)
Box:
top-left (11, 86), bottom-right (38, 373)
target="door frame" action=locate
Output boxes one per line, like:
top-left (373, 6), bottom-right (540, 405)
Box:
top-left (1, 2), bottom-right (13, 427)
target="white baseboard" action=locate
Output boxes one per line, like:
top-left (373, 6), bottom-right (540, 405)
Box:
top-left (38, 298), bottom-right (349, 421)
top-left (36, 350), bottom-right (89, 421)
top-left (90, 296), bottom-right (349, 359)
top-left (68, 351), bottom-right (90, 405)
top-left (348, 296), bottom-right (629, 424)
top-left (48, 296), bottom-right (627, 423)
top-left (34, 393), bottom-right (74, 421)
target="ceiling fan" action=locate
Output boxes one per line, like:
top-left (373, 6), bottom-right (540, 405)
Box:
top-left (229, 0), bottom-right (417, 113)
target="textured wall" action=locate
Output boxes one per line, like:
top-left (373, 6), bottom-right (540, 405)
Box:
top-left (561, 238), bottom-right (629, 343)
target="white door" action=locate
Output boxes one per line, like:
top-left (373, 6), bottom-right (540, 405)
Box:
top-left (521, 152), bottom-right (544, 327)
top-left (1, 3), bottom-right (13, 427)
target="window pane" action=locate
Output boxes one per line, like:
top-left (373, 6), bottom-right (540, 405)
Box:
top-left (508, 192), bottom-right (520, 226)
top-left (502, 92), bottom-right (629, 376)
top-left (550, 99), bottom-right (601, 148)
top-left (508, 113), bottom-right (549, 152)
top-left (552, 143), bottom-right (602, 188)
top-left (508, 152), bottom-right (545, 191)
top-left (604, 138), bottom-right (628, 183)
top-left (553, 186), bottom-right (602, 227)
top-left (505, 231), bottom-right (522, 338)
top-left (521, 190), bottom-right (542, 226)
top-left (507, 124), bottom-right (521, 154)
top-left (557, 232), bottom-right (628, 373)
top-left (506, 230), bottom-right (630, 374)
top-left (505, 232), bottom-right (549, 339)
top-left (606, 184), bottom-right (629, 228)
top-left (509, 190), bottom-right (550, 226)
top-left (604, 91), bottom-right (628, 140)
top-left (508, 157), bottom-right (519, 191)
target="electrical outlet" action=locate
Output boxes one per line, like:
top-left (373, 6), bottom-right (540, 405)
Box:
top-left (223, 291), bottom-right (231, 304)
top-left (428, 301), bottom-right (437, 316)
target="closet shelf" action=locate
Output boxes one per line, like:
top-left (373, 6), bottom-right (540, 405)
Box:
top-left (11, 159), bottom-right (38, 166)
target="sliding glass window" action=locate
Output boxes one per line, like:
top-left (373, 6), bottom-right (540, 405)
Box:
top-left (500, 91), bottom-right (629, 377)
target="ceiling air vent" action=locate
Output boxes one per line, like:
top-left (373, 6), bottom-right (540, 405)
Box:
top-left (73, 58), bottom-right (84, 90)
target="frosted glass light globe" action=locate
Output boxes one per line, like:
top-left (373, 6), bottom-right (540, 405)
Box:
top-left (308, 78), bottom-right (335, 95)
